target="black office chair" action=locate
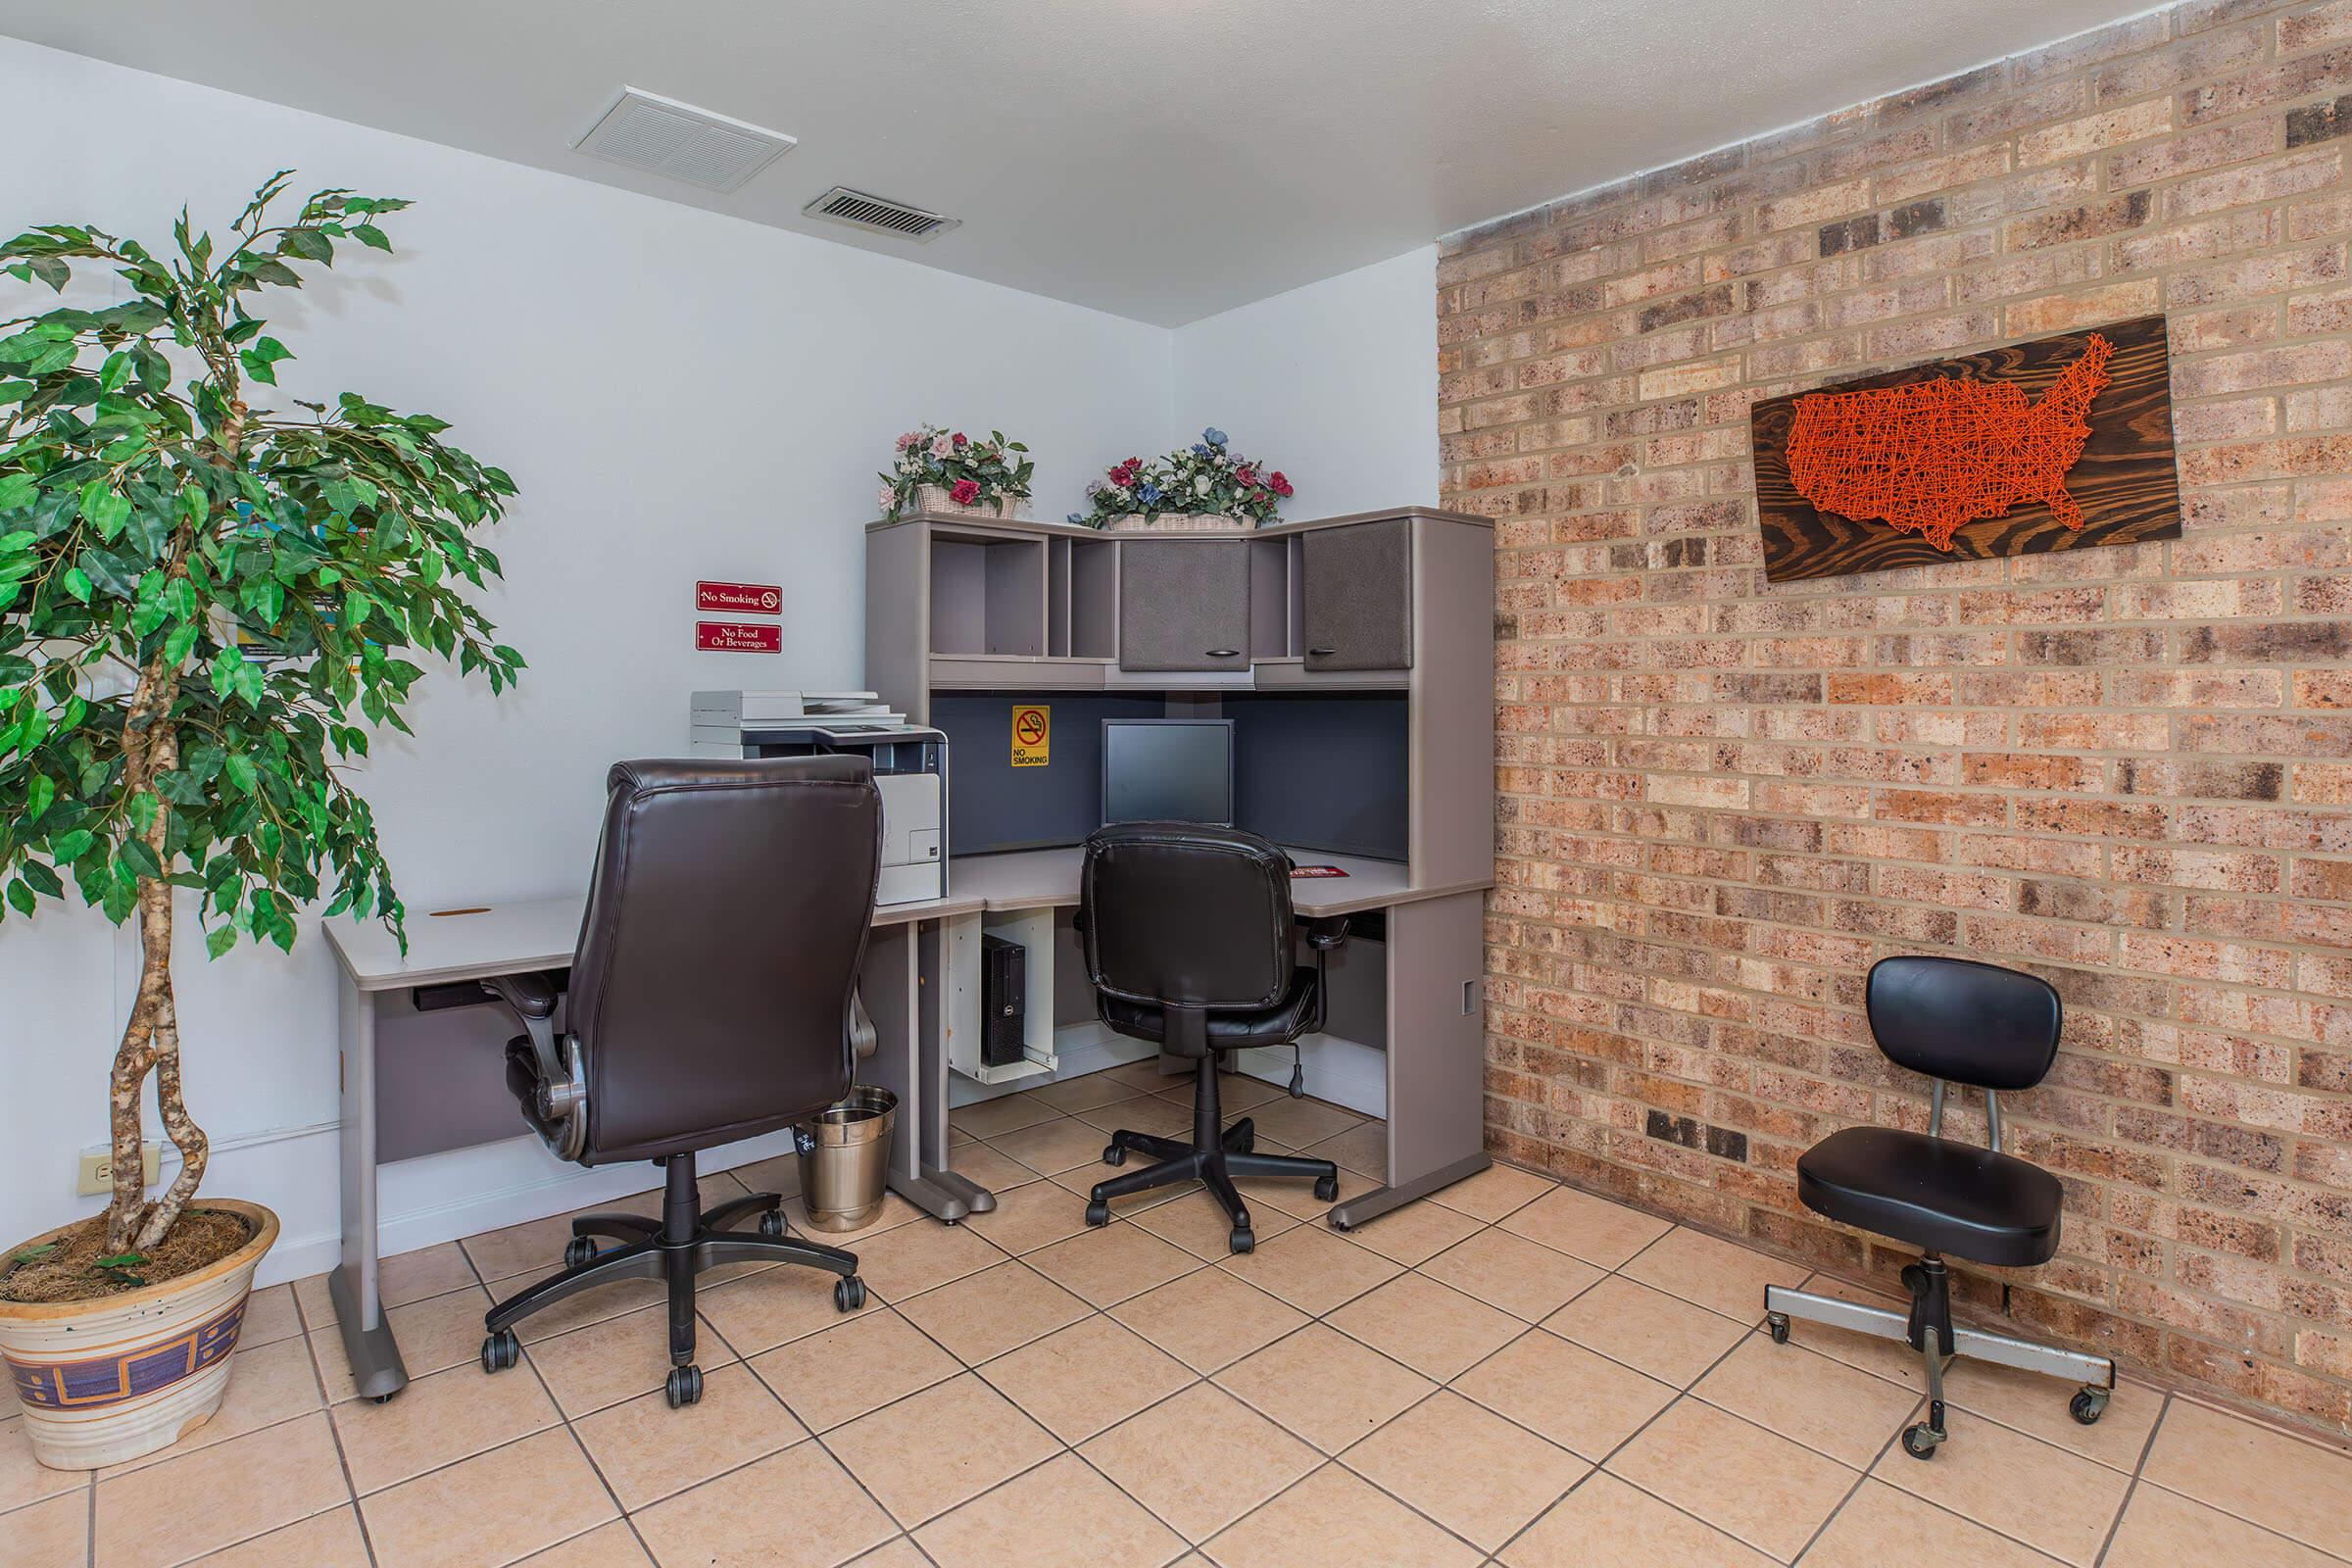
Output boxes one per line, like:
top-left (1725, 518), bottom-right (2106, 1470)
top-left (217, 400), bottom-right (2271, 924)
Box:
top-left (1764, 955), bottom-right (2115, 1458)
top-left (477, 758), bottom-right (882, 1408)
top-left (1076, 823), bottom-right (1344, 1254)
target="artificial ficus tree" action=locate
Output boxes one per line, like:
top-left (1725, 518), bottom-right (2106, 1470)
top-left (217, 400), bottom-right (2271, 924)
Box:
top-left (0, 173), bottom-right (522, 1260)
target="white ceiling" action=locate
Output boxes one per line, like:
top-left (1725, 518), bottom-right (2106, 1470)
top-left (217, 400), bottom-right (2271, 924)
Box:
top-left (1, 0), bottom-right (2153, 326)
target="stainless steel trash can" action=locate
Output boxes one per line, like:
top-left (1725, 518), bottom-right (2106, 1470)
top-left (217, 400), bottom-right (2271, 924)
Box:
top-left (796, 1086), bottom-right (898, 1233)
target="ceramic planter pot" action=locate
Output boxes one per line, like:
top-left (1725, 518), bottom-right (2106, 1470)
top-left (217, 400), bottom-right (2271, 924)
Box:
top-left (913, 484), bottom-right (1032, 520)
top-left (1105, 512), bottom-right (1243, 532)
top-left (0, 1199), bottom-right (278, 1470)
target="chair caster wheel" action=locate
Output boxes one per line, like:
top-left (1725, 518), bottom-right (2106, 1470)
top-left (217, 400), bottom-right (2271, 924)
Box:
top-left (1901, 1423), bottom-right (1943, 1460)
top-left (1767, 1312), bottom-right (1791, 1345)
top-left (479, 1329), bottom-right (520, 1374)
top-left (564, 1237), bottom-right (598, 1269)
top-left (665, 1365), bottom-right (703, 1408)
top-left (1313, 1174), bottom-right (1339, 1202)
top-left (1085, 1200), bottom-right (1111, 1227)
top-left (371, 1393), bottom-right (396, 1404)
top-left (1102, 1145), bottom-right (1126, 1167)
top-left (2070, 1387), bottom-right (2109, 1425)
top-left (759, 1208), bottom-right (786, 1239)
top-left (1229, 1228), bottom-right (1255, 1254)
top-left (835, 1275), bottom-right (866, 1312)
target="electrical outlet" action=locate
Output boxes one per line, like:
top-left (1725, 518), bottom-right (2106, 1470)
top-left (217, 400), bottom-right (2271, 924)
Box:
top-left (77, 1143), bottom-right (161, 1197)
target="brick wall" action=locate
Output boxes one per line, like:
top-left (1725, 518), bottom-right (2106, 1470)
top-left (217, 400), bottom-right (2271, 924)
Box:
top-left (1440, 0), bottom-right (2352, 1437)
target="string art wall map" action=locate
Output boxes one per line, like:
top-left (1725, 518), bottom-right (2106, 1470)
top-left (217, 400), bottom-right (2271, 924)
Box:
top-left (1749, 315), bottom-right (2181, 582)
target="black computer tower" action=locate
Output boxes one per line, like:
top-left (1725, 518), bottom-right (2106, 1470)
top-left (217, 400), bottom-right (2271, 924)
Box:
top-left (981, 934), bottom-right (1026, 1066)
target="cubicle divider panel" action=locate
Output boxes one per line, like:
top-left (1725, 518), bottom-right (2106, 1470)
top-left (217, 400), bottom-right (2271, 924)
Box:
top-left (1226, 691), bottom-right (1410, 862)
top-left (374, 990), bottom-right (537, 1163)
top-left (931, 691), bottom-right (1167, 853)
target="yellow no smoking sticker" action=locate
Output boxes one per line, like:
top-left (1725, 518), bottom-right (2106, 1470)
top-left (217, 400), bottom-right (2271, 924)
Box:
top-left (1010, 705), bottom-right (1050, 766)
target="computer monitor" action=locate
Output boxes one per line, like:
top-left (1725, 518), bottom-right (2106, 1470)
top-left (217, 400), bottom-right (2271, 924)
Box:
top-left (1102, 718), bottom-right (1235, 827)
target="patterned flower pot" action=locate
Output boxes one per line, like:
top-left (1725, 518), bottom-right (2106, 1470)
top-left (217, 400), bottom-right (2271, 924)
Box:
top-left (1104, 512), bottom-right (1243, 532)
top-left (0, 1199), bottom-right (278, 1470)
top-left (913, 484), bottom-right (1033, 521)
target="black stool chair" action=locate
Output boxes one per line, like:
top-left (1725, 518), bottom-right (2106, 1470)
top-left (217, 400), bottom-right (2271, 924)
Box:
top-left (1076, 823), bottom-right (1343, 1254)
top-left (1764, 955), bottom-right (2115, 1457)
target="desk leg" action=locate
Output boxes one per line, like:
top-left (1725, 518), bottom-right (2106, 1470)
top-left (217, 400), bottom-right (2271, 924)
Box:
top-left (867, 918), bottom-right (994, 1223)
top-left (330, 974), bottom-right (409, 1400)
top-left (1328, 890), bottom-right (1491, 1231)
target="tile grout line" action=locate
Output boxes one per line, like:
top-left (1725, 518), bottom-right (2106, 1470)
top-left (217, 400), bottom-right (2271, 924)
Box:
top-left (2090, 1392), bottom-right (2172, 1568)
top-left (706, 1204), bottom-right (1096, 1560)
top-left (296, 1115), bottom-right (2250, 1568)
top-left (1482, 1213), bottom-right (1830, 1563)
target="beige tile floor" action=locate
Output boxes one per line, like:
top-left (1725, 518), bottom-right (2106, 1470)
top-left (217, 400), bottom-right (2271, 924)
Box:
top-left (8, 1059), bottom-right (2350, 1568)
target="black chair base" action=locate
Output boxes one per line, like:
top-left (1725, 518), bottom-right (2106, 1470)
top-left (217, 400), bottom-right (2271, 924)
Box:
top-left (480, 1151), bottom-right (864, 1407)
top-left (1085, 1057), bottom-right (1339, 1253)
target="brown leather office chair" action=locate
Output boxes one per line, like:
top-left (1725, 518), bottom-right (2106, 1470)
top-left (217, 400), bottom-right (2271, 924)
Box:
top-left (477, 758), bottom-right (882, 1408)
top-left (1077, 823), bottom-right (1343, 1254)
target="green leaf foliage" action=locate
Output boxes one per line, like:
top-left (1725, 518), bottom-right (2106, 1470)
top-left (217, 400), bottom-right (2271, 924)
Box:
top-left (0, 174), bottom-right (521, 956)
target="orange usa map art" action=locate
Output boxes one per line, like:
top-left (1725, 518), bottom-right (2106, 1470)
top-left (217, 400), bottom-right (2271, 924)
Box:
top-left (1748, 316), bottom-right (2180, 583)
top-left (1786, 333), bottom-right (2111, 551)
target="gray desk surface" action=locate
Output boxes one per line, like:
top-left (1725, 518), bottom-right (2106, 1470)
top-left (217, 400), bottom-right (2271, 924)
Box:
top-left (323, 848), bottom-right (1490, 990)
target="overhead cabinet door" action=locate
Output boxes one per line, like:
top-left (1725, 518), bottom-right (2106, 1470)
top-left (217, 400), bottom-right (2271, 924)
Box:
top-left (1302, 518), bottom-right (1413, 671)
top-left (1118, 538), bottom-right (1250, 672)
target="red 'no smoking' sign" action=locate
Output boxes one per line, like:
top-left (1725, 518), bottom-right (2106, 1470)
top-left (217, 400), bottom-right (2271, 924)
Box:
top-left (1011, 705), bottom-right (1049, 766)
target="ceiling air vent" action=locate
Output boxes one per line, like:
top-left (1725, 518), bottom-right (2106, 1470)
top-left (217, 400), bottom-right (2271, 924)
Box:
top-left (801, 186), bottom-right (960, 243)
top-left (571, 87), bottom-right (795, 194)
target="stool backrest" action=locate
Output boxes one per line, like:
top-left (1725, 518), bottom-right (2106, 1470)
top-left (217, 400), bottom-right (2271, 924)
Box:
top-left (1866, 955), bottom-right (2061, 1094)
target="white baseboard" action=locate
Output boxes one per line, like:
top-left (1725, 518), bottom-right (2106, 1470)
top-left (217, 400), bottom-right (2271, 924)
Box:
top-left (251, 1125), bottom-right (805, 1292)
top-left (249, 1027), bottom-right (1385, 1294)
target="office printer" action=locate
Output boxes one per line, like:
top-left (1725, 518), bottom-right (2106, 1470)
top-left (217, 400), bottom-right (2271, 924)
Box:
top-left (690, 691), bottom-right (947, 906)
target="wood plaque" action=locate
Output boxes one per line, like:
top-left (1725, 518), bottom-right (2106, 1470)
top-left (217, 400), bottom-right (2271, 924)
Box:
top-left (1749, 314), bottom-right (2180, 583)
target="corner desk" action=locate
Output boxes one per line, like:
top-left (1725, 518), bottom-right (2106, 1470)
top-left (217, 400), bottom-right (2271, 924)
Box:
top-left (321, 842), bottom-right (1489, 1401)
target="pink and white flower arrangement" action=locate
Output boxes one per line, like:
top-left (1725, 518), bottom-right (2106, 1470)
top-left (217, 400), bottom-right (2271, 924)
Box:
top-left (879, 423), bottom-right (1035, 518)
top-left (1069, 428), bottom-right (1292, 528)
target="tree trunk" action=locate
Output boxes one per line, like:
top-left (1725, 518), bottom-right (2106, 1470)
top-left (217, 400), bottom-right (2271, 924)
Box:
top-left (104, 656), bottom-right (197, 1254)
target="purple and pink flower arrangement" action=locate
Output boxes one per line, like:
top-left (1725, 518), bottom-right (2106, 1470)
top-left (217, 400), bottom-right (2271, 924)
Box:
top-left (879, 423), bottom-right (1034, 518)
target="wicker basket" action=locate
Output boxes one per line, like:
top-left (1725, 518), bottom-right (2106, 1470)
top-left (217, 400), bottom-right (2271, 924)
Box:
top-left (914, 484), bottom-right (1032, 521)
top-left (1105, 512), bottom-right (1244, 533)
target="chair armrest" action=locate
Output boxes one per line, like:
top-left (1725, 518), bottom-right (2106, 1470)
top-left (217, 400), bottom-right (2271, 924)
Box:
top-left (1302, 915), bottom-right (1348, 952)
top-left (484, 971), bottom-right (558, 1021)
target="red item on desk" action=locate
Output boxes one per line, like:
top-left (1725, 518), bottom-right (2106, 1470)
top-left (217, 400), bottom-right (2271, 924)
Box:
top-left (1289, 865), bottom-right (1348, 878)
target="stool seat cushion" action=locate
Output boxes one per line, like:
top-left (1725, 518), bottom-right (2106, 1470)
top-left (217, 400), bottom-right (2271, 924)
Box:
top-left (1797, 1126), bottom-right (2062, 1268)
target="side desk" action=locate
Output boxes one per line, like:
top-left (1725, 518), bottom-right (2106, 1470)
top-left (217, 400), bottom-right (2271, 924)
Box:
top-left (322, 845), bottom-right (1489, 1399)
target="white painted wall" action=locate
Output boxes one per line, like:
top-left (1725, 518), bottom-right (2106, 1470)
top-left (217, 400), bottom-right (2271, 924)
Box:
top-left (0, 41), bottom-right (1444, 1286)
top-left (0, 38), bottom-right (1171, 1280)
top-left (1169, 246), bottom-right (1440, 516)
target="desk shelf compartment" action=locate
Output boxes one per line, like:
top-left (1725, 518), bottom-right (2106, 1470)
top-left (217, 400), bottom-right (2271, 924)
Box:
top-left (942, 907), bottom-right (1057, 1084)
top-left (930, 528), bottom-right (1046, 659)
top-left (1048, 535), bottom-right (1118, 662)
